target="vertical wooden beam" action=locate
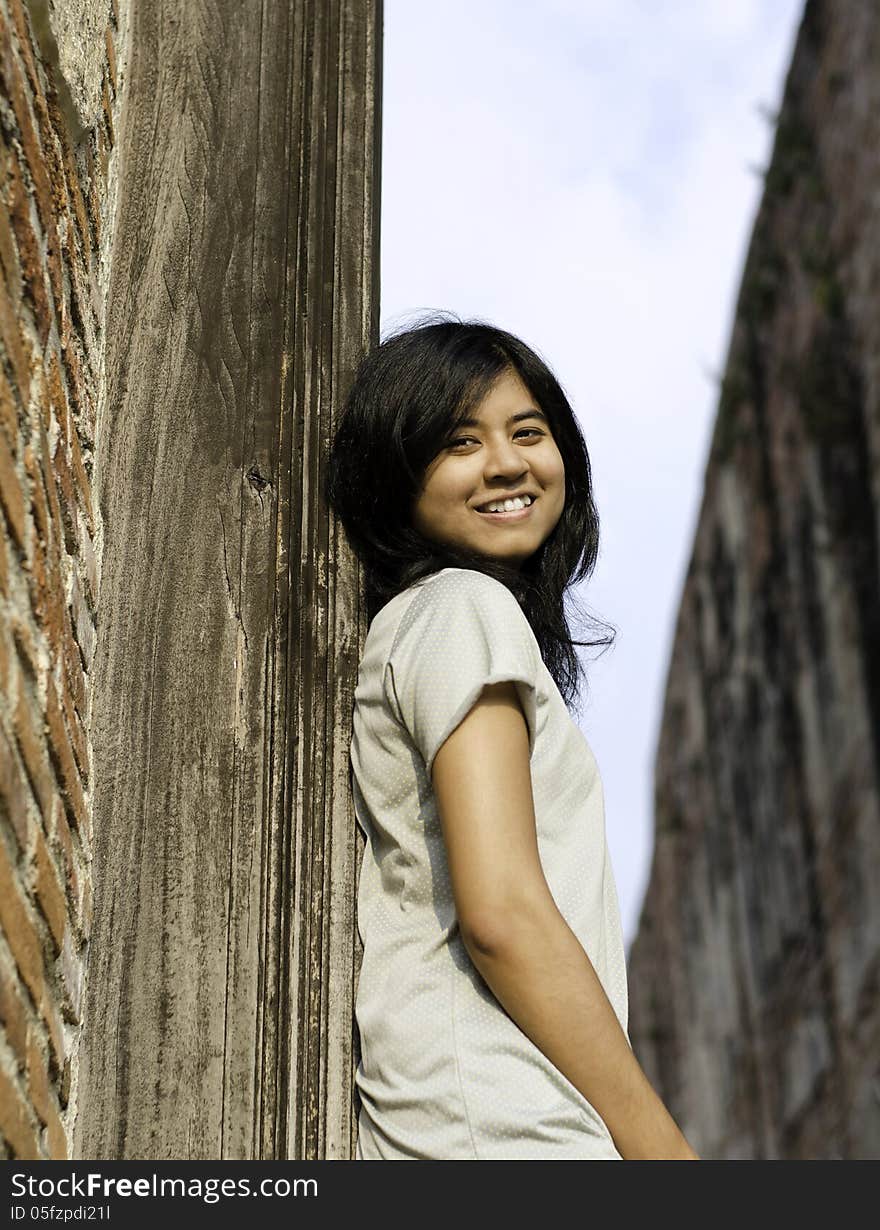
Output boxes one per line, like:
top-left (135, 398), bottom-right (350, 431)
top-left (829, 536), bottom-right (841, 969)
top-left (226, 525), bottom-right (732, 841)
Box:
top-left (73, 0), bottom-right (381, 1159)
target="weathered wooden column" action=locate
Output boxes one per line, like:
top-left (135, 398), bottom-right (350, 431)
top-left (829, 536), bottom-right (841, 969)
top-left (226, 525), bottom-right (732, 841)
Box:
top-left (73, 0), bottom-right (381, 1158)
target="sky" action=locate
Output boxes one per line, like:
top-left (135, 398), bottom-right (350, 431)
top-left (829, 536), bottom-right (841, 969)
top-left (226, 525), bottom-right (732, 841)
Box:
top-left (380, 0), bottom-right (805, 955)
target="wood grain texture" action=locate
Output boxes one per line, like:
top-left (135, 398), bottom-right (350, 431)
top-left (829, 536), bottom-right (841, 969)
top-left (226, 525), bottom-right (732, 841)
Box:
top-left (73, 0), bottom-right (381, 1159)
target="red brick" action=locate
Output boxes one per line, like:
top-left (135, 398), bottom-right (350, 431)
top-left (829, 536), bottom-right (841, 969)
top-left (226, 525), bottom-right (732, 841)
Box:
top-left (6, 0), bottom-right (42, 96)
top-left (22, 443), bottom-right (48, 541)
top-left (45, 1098), bottom-right (67, 1158)
top-left (3, 125), bottom-right (60, 341)
top-left (0, 439), bottom-right (29, 565)
top-left (48, 795), bottom-right (72, 887)
top-left (0, 956), bottom-right (29, 1069)
top-left (0, 178), bottom-right (23, 304)
top-left (44, 217), bottom-right (63, 330)
top-left (35, 471), bottom-right (62, 574)
top-left (0, 140), bottom-right (22, 276)
top-left (0, 718), bottom-right (31, 851)
top-left (96, 124), bottom-right (108, 179)
top-left (33, 462), bottom-right (64, 602)
top-left (58, 671), bottom-right (88, 787)
top-left (66, 247), bottom-right (97, 345)
top-left (0, 1063), bottom-right (41, 1158)
top-left (58, 1055), bottom-right (70, 1108)
top-left (25, 503), bottom-right (67, 685)
top-left (38, 990), bottom-right (64, 1080)
top-left (86, 152), bottom-right (101, 250)
top-left (44, 674), bottom-right (88, 840)
top-left (0, 267), bottom-right (31, 410)
top-left (7, 0), bottom-right (71, 220)
top-left (47, 798), bottom-right (81, 944)
top-left (67, 415), bottom-right (94, 531)
top-left (10, 612), bottom-right (42, 683)
top-left (0, 620), bottom-right (11, 702)
top-left (59, 327), bottom-right (86, 437)
top-left (36, 402), bottom-right (64, 532)
top-left (105, 29), bottom-right (117, 97)
top-left (50, 435), bottom-right (78, 552)
top-left (0, 422), bottom-right (27, 550)
top-left (0, 629), bottom-right (15, 708)
top-left (18, 207), bottom-right (53, 351)
top-left (45, 351), bottom-right (68, 441)
top-left (38, 556), bottom-right (68, 682)
top-left (101, 75), bottom-right (114, 148)
top-left (41, 586), bottom-right (87, 731)
top-left (0, 835), bottom-right (46, 1009)
top-left (41, 86), bottom-right (91, 271)
top-left (81, 523), bottom-right (98, 609)
top-left (28, 523), bottom-right (47, 612)
top-left (25, 508), bottom-right (49, 630)
top-left (31, 827), bottom-right (66, 955)
top-left (56, 609), bottom-right (88, 729)
top-left (13, 681), bottom-right (53, 826)
top-left (2, 148), bottom-right (52, 348)
top-left (0, 12), bottom-right (61, 276)
top-left (0, 362), bottom-right (16, 447)
top-left (25, 1025), bottom-right (50, 1125)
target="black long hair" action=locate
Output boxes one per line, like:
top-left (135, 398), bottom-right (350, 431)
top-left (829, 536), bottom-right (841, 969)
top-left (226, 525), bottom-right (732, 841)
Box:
top-left (323, 310), bottom-right (616, 710)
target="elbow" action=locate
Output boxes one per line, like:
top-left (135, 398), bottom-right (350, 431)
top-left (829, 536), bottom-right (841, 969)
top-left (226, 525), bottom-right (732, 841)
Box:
top-left (459, 890), bottom-right (557, 961)
top-left (459, 917), bottom-right (503, 961)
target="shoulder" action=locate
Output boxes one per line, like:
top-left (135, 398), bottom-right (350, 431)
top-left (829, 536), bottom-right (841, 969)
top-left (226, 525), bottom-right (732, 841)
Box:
top-left (383, 568), bottom-right (544, 772)
top-left (394, 567), bottom-right (528, 643)
top-left (402, 566), bottom-right (524, 617)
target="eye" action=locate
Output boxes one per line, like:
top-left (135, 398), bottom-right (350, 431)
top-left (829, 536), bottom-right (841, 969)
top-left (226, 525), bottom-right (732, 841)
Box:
top-left (447, 428), bottom-right (544, 450)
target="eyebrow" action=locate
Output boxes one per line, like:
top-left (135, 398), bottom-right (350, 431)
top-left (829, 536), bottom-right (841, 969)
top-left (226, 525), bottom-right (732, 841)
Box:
top-left (456, 409), bottom-right (550, 428)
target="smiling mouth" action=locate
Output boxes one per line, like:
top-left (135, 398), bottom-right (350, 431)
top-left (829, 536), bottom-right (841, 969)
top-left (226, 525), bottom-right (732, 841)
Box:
top-left (474, 496), bottom-right (538, 522)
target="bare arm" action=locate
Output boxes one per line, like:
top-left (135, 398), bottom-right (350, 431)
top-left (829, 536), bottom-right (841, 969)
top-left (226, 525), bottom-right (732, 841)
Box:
top-left (431, 680), bottom-right (700, 1161)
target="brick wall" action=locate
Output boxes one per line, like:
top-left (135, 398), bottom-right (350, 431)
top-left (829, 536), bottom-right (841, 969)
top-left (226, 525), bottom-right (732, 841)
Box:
top-left (0, 0), bottom-right (127, 1159)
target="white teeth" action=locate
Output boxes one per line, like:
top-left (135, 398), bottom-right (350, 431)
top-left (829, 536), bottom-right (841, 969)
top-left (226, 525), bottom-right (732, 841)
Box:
top-left (480, 494), bottom-right (534, 513)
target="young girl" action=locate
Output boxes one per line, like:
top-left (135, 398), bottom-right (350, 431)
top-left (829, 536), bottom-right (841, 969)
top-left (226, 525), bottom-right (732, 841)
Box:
top-left (326, 314), bottom-right (700, 1161)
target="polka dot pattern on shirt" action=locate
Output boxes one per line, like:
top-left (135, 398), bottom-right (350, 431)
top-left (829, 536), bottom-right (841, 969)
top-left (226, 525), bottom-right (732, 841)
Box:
top-left (350, 567), bottom-right (629, 1160)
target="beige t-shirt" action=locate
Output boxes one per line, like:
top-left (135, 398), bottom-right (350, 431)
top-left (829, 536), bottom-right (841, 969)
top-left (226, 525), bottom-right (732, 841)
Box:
top-left (350, 566), bottom-right (629, 1159)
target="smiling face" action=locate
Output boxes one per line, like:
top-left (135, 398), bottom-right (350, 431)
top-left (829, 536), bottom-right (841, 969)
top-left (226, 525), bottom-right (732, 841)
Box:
top-left (411, 368), bottom-right (566, 568)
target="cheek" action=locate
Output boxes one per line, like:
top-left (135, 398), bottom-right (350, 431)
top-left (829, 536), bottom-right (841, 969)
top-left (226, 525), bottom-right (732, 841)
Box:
top-left (545, 454), bottom-right (566, 511)
top-left (430, 470), bottom-right (470, 511)
top-left (412, 480), bottom-right (439, 528)
top-left (416, 471), bottom-right (464, 525)
top-left (542, 448), bottom-right (565, 490)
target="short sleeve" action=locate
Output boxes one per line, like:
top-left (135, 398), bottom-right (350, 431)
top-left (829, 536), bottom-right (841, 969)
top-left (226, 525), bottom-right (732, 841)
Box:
top-left (384, 569), bottom-right (541, 780)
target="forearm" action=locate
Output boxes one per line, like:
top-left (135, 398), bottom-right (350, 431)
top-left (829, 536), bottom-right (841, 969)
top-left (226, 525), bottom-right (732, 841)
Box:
top-left (461, 899), bottom-right (700, 1160)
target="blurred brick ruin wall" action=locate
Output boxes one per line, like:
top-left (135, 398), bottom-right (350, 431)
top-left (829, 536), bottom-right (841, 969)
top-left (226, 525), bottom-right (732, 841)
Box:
top-left (627, 0), bottom-right (880, 1159)
top-left (0, 0), bottom-right (129, 1159)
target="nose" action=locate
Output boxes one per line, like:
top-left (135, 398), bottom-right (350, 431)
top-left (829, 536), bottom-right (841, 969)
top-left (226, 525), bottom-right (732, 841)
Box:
top-left (482, 435), bottom-right (529, 481)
